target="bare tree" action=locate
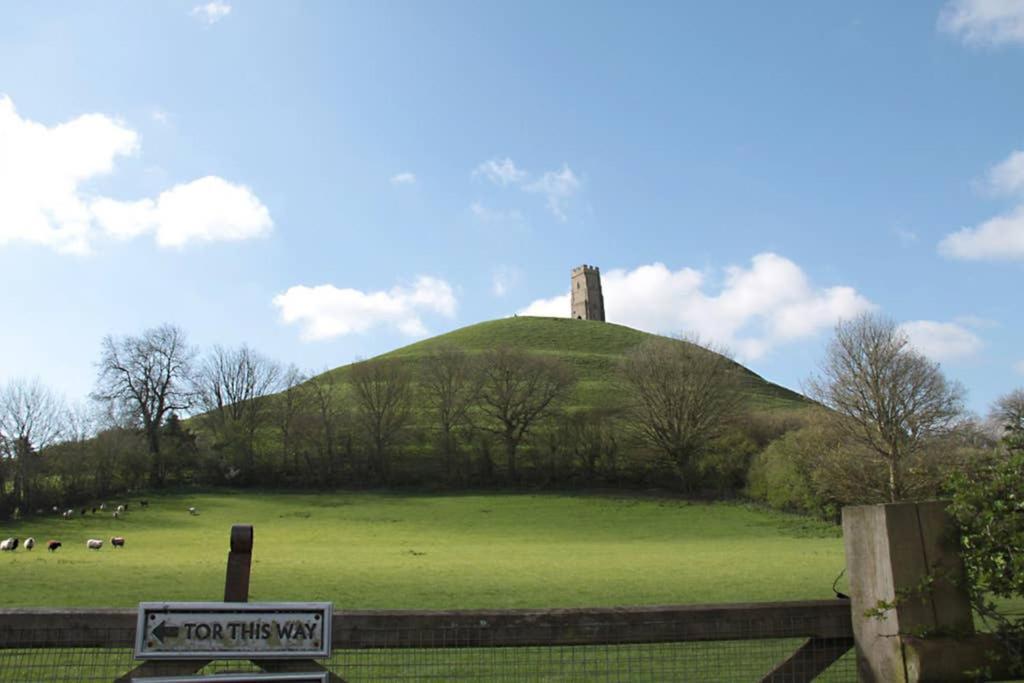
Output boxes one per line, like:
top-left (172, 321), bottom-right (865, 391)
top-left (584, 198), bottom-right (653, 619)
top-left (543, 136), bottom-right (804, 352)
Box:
top-left (304, 372), bottom-right (352, 484)
top-left (807, 313), bottom-right (965, 502)
top-left (0, 378), bottom-right (65, 511)
top-left (275, 365), bottom-right (309, 479)
top-left (93, 324), bottom-right (195, 487)
top-left (619, 336), bottom-right (741, 490)
top-left (420, 347), bottom-right (481, 481)
top-left (476, 347), bottom-right (575, 481)
top-left (350, 359), bottom-right (413, 483)
top-left (991, 388), bottom-right (1024, 451)
top-left (194, 344), bottom-right (283, 482)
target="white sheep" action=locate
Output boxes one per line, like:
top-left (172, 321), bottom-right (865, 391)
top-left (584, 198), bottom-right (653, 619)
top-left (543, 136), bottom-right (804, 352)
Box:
top-left (24, 537), bottom-right (35, 551)
top-left (86, 539), bottom-right (103, 550)
top-left (188, 506), bottom-right (199, 515)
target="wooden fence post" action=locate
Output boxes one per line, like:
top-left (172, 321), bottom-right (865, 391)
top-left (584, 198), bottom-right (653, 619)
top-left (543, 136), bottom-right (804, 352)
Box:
top-left (842, 501), bottom-right (1008, 682)
top-left (224, 524), bottom-right (253, 603)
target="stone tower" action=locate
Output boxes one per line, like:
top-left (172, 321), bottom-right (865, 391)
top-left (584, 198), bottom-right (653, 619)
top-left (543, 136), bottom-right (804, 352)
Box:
top-left (571, 264), bottom-right (605, 321)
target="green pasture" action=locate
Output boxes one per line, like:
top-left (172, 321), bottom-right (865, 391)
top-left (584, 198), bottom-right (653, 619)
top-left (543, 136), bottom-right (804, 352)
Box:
top-left (0, 491), bottom-right (845, 609)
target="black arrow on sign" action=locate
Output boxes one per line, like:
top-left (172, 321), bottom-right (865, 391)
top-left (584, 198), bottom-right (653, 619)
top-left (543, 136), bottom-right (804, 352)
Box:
top-left (151, 621), bottom-right (181, 643)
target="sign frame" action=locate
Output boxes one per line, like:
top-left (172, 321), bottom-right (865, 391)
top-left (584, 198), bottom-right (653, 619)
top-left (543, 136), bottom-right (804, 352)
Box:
top-left (135, 675), bottom-right (329, 683)
top-left (134, 602), bottom-right (333, 661)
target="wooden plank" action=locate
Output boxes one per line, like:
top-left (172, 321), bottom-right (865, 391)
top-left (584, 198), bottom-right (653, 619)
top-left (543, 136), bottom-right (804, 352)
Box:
top-left (0, 600), bottom-right (853, 650)
top-left (760, 636), bottom-right (854, 682)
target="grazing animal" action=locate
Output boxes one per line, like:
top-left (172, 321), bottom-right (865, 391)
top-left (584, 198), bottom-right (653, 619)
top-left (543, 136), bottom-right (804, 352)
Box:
top-left (80, 508), bottom-right (87, 516)
top-left (86, 539), bottom-right (103, 550)
top-left (111, 536), bottom-right (125, 548)
top-left (61, 510), bottom-right (71, 520)
top-left (0, 538), bottom-right (18, 551)
top-left (140, 500), bottom-right (149, 507)
top-left (112, 511), bottom-right (120, 519)
top-left (24, 537), bottom-right (35, 551)
top-left (47, 541), bottom-right (61, 552)
top-left (116, 504), bottom-right (125, 514)
top-left (188, 506), bottom-right (198, 515)
top-left (99, 503), bottom-right (106, 511)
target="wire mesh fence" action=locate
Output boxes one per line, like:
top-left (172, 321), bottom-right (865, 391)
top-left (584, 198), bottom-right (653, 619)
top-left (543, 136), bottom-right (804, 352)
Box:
top-left (0, 602), bottom-right (858, 681)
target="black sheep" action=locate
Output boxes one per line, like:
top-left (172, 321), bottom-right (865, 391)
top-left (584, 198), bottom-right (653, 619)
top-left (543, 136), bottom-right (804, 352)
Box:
top-left (47, 540), bottom-right (61, 552)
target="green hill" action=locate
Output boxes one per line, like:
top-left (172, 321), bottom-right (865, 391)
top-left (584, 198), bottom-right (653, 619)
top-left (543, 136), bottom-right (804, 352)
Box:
top-left (319, 316), bottom-right (808, 413)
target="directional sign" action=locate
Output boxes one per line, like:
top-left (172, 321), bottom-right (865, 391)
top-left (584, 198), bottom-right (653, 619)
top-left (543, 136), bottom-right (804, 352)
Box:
top-left (135, 675), bottom-right (328, 683)
top-left (134, 602), bottom-right (332, 660)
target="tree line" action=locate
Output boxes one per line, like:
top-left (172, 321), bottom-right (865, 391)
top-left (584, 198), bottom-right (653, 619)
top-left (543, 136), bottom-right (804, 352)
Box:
top-left (2, 315), bottom-right (1022, 523)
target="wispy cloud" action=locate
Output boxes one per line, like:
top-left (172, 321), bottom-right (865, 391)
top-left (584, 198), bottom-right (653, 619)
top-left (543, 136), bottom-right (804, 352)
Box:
top-left (472, 158), bottom-right (582, 220)
top-left (151, 108), bottom-right (171, 125)
top-left (469, 202), bottom-right (523, 224)
top-left (939, 0), bottom-right (1024, 47)
top-left (899, 320), bottom-right (983, 362)
top-left (524, 165), bottom-right (580, 221)
top-left (474, 158), bottom-right (527, 186)
top-left (191, 1), bottom-right (232, 25)
top-left (0, 95), bottom-right (270, 254)
top-left (519, 254), bottom-right (874, 360)
top-left (491, 265), bottom-right (522, 297)
top-left (273, 276), bottom-right (457, 340)
top-left (939, 148), bottom-right (1024, 260)
top-left (390, 172), bottom-right (416, 185)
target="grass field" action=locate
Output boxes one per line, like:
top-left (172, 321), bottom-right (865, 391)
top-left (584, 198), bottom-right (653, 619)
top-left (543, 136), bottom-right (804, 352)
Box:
top-left (0, 491), bottom-right (846, 609)
top-left (320, 316), bottom-right (811, 413)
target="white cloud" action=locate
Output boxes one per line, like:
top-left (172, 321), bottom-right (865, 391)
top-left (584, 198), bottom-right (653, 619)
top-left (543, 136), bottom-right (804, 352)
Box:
top-left (519, 254), bottom-right (874, 360)
top-left (899, 320), bottom-right (983, 362)
top-left (0, 95), bottom-right (138, 254)
top-left (273, 276), bottom-right (457, 340)
top-left (939, 149), bottom-right (1024, 260)
top-left (474, 158), bottom-right (527, 186)
top-left (524, 165), bottom-right (581, 221)
top-left (390, 172), bottom-right (416, 185)
top-left (986, 149), bottom-right (1024, 195)
top-left (939, 0), bottom-right (1024, 46)
top-left (191, 1), bottom-right (232, 25)
top-left (93, 176), bottom-right (271, 247)
top-left (0, 95), bottom-right (271, 253)
top-left (939, 205), bottom-right (1024, 260)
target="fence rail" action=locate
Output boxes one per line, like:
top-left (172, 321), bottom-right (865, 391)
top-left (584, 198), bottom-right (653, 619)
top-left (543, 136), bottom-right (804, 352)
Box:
top-left (0, 600), bottom-right (856, 681)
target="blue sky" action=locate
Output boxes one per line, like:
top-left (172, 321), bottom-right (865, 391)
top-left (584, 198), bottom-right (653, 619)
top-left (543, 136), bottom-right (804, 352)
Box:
top-left (1, 0), bottom-right (1023, 415)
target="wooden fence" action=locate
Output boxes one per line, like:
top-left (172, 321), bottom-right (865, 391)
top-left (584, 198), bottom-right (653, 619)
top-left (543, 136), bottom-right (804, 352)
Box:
top-left (0, 600), bottom-right (855, 681)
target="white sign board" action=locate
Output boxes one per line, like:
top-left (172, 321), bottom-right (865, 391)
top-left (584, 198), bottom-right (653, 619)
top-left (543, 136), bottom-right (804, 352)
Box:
top-left (135, 675), bottom-right (328, 683)
top-left (134, 602), bottom-right (332, 660)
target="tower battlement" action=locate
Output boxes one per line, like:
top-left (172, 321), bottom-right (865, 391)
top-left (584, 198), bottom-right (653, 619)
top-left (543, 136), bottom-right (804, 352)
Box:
top-left (570, 264), bottom-right (606, 322)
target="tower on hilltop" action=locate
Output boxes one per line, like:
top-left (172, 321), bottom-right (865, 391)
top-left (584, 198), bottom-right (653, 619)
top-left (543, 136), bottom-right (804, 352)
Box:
top-left (571, 265), bottom-right (605, 321)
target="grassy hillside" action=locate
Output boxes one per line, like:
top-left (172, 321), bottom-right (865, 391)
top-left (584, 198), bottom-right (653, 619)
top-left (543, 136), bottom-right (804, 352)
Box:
top-left (321, 316), bottom-right (808, 413)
